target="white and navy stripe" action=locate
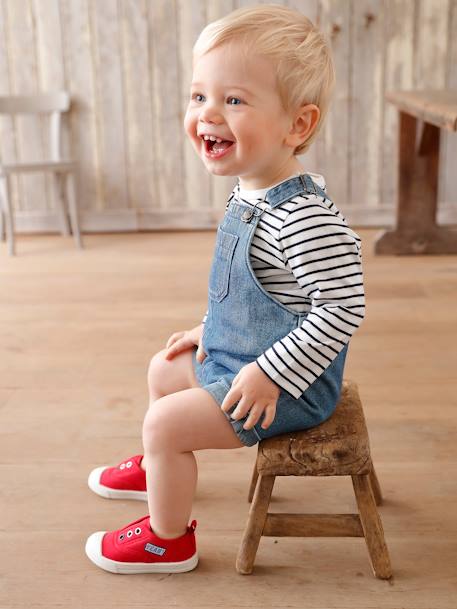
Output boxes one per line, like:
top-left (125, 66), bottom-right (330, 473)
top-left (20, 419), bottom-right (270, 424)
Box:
top-left (202, 174), bottom-right (365, 399)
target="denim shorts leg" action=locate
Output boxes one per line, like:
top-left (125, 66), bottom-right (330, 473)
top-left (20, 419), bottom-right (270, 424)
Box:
top-left (190, 344), bottom-right (348, 448)
top-left (191, 346), bottom-right (259, 447)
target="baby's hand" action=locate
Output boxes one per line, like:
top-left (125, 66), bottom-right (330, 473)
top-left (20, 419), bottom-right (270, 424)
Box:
top-left (165, 324), bottom-right (206, 363)
top-left (221, 362), bottom-right (280, 431)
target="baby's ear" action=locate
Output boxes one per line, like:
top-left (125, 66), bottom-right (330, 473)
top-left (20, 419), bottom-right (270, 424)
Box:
top-left (287, 104), bottom-right (320, 147)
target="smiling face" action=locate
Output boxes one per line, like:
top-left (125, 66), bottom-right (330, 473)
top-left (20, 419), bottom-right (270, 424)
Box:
top-left (184, 41), bottom-right (312, 189)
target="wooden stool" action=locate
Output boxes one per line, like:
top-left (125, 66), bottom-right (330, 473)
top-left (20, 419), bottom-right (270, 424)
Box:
top-left (236, 379), bottom-right (392, 579)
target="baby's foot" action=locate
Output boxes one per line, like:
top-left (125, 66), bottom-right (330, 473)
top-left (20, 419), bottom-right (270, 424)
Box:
top-left (85, 515), bottom-right (198, 574)
top-left (87, 454), bottom-right (147, 501)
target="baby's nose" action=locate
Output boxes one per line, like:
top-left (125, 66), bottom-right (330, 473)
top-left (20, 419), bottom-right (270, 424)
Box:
top-left (199, 105), bottom-right (224, 123)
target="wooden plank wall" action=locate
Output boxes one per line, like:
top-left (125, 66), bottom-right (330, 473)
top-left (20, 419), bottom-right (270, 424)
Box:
top-left (0, 0), bottom-right (455, 233)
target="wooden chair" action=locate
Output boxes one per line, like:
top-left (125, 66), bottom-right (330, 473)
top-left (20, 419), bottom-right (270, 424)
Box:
top-left (0, 91), bottom-right (83, 255)
top-left (236, 379), bottom-right (393, 579)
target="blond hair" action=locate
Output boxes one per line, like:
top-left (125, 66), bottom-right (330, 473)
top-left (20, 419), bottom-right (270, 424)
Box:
top-left (192, 4), bottom-right (335, 155)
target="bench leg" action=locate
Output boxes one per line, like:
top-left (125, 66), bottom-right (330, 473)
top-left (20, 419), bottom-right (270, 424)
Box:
top-left (236, 474), bottom-right (275, 575)
top-left (375, 112), bottom-right (457, 255)
top-left (351, 474), bottom-right (392, 579)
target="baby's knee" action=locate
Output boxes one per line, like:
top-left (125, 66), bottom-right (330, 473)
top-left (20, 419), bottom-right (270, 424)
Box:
top-left (146, 348), bottom-right (168, 398)
top-left (142, 401), bottom-right (176, 452)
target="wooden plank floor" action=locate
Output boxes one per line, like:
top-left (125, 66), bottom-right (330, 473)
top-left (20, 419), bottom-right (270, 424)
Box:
top-left (1, 229), bottom-right (457, 609)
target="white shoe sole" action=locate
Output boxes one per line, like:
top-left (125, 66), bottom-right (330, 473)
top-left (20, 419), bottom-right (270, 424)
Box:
top-left (87, 466), bottom-right (148, 501)
top-left (85, 532), bottom-right (199, 574)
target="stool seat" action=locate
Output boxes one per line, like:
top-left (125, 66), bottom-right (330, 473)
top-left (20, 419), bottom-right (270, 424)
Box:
top-left (236, 378), bottom-right (392, 580)
top-left (257, 380), bottom-right (371, 477)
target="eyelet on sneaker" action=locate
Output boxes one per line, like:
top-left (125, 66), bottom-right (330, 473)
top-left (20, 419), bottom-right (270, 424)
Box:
top-left (127, 530), bottom-right (133, 538)
top-left (119, 533), bottom-right (125, 540)
top-left (134, 527), bottom-right (141, 535)
top-left (126, 461), bottom-right (133, 468)
top-left (119, 463), bottom-right (126, 470)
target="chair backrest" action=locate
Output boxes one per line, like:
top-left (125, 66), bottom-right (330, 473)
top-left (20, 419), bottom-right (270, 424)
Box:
top-left (0, 91), bottom-right (70, 115)
top-left (0, 91), bottom-right (71, 162)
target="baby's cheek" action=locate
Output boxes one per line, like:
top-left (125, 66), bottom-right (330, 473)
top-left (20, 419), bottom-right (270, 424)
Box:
top-left (183, 109), bottom-right (195, 137)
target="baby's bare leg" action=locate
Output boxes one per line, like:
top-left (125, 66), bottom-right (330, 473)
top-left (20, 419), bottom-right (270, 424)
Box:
top-left (147, 347), bottom-right (200, 402)
top-left (142, 387), bottom-right (245, 539)
top-left (137, 347), bottom-right (200, 470)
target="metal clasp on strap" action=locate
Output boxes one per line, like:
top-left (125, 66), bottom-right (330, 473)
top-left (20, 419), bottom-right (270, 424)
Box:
top-left (300, 173), bottom-right (317, 196)
top-left (241, 199), bottom-right (263, 222)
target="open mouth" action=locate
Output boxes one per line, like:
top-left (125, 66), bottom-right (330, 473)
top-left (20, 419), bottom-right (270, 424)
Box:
top-left (202, 137), bottom-right (235, 155)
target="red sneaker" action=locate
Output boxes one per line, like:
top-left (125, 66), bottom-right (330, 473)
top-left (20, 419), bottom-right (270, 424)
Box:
top-left (85, 515), bottom-right (198, 574)
top-left (87, 455), bottom-right (147, 501)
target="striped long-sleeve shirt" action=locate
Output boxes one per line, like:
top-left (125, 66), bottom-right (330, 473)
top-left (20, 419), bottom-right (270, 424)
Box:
top-left (202, 171), bottom-right (365, 400)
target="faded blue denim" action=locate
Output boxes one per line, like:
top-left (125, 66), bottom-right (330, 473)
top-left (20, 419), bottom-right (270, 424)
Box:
top-left (192, 173), bottom-right (348, 447)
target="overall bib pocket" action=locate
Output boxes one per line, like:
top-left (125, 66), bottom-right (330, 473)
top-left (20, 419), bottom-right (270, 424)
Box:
top-left (208, 227), bottom-right (239, 303)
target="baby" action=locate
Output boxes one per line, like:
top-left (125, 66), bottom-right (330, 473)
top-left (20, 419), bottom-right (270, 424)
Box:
top-left (85, 3), bottom-right (365, 574)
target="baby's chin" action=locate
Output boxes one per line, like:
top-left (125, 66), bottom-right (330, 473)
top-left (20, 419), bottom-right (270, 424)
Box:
top-left (205, 165), bottom-right (239, 177)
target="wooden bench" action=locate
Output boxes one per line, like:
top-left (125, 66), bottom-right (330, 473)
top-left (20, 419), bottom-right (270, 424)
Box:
top-left (236, 379), bottom-right (392, 579)
top-left (375, 89), bottom-right (457, 255)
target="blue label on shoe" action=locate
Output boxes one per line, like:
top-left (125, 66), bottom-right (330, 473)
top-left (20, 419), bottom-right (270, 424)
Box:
top-left (144, 543), bottom-right (166, 556)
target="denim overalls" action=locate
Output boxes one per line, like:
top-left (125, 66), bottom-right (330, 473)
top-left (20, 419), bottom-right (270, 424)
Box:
top-left (191, 173), bottom-right (348, 447)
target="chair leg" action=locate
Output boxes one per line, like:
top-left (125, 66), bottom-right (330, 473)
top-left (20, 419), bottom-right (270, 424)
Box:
top-left (369, 465), bottom-right (383, 506)
top-left (0, 207), bottom-right (4, 241)
top-left (351, 474), bottom-right (392, 579)
top-left (65, 172), bottom-right (83, 249)
top-left (53, 173), bottom-right (70, 236)
top-left (0, 176), bottom-right (15, 256)
top-left (247, 460), bottom-right (259, 503)
top-left (236, 474), bottom-right (275, 575)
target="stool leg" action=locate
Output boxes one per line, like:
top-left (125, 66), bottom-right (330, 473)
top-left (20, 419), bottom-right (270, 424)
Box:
top-left (236, 474), bottom-right (275, 575)
top-left (369, 465), bottom-right (383, 506)
top-left (351, 474), bottom-right (392, 579)
top-left (247, 460), bottom-right (259, 503)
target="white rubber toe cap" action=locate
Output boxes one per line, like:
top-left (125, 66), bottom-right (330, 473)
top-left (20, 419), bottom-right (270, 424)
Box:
top-left (85, 531), bottom-right (117, 573)
top-left (87, 466), bottom-right (110, 497)
top-left (87, 466), bottom-right (148, 501)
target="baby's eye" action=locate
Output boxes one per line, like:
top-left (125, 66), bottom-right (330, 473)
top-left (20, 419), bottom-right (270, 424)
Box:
top-left (190, 93), bottom-right (243, 105)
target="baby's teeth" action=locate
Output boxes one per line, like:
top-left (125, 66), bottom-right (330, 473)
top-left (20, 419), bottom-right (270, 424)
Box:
top-left (203, 135), bottom-right (223, 142)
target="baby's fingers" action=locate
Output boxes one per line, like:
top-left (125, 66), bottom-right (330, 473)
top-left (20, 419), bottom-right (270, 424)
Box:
top-left (240, 403), bottom-right (265, 430)
top-left (196, 346), bottom-right (207, 364)
top-left (165, 331), bottom-right (185, 349)
top-left (259, 404), bottom-right (276, 430)
top-left (165, 337), bottom-right (192, 360)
